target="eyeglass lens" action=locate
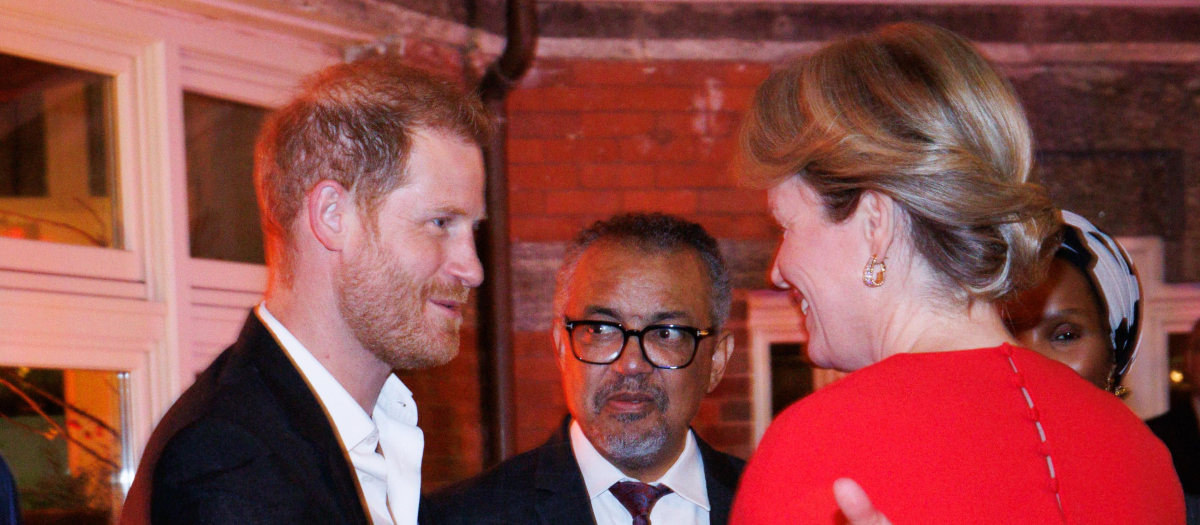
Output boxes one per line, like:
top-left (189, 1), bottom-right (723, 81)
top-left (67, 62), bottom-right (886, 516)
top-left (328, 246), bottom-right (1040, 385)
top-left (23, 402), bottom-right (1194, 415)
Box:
top-left (571, 323), bottom-right (697, 368)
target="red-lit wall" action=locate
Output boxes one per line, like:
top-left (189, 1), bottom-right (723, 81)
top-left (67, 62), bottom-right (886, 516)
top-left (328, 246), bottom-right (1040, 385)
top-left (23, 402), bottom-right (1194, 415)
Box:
top-left (506, 60), bottom-right (776, 242)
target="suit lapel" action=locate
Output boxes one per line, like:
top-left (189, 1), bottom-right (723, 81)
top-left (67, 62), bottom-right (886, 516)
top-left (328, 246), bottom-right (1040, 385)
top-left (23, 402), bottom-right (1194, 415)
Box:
top-left (696, 435), bottom-right (743, 524)
top-left (534, 423), bottom-right (598, 525)
top-left (244, 313), bottom-right (372, 525)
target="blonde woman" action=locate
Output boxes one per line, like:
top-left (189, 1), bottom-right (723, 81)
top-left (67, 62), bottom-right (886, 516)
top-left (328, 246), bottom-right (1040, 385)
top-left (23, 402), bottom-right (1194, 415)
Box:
top-left (730, 23), bottom-right (1182, 525)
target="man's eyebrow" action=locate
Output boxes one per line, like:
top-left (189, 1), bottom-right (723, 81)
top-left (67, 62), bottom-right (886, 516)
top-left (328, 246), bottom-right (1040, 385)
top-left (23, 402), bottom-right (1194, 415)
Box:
top-left (433, 205), bottom-right (468, 216)
top-left (431, 205), bottom-right (487, 222)
top-left (580, 306), bottom-right (620, 319)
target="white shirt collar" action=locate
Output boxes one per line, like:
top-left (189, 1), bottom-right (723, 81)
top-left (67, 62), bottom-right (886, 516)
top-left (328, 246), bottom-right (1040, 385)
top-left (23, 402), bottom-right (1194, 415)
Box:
top-left (256, 304), bottom-right (422, 525)
top-left (255, 304), bottom-right (417, 452)
top-left (569, 420), bottom-right (710, 511)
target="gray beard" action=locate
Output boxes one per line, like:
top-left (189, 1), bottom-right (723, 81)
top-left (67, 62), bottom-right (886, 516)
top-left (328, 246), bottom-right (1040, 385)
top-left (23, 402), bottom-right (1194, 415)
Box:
top-left (593, 418), bottom-right (670, 472)
top-left (587, 375), bottom-right (671, 472)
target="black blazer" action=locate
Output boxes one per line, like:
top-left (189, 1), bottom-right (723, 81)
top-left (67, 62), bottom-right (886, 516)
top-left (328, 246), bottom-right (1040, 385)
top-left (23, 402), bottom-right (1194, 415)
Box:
top-left (1148, 391), bottom-right (1200, 495)
top-left (119, 313), bottom-right (372, 525)
top-left (426, 421), bottom-right (745, 525)
top-left (1147, 391), bottom-right (1200, 524)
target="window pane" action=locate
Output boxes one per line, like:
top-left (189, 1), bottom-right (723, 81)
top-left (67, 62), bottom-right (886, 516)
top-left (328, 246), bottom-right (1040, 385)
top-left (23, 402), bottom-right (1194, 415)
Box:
top-left (0, 367), bottom-right (127, 524)
top-left (0, 53), bottom-right (118, 248)
top-left (769, 342), bottom-right (812, 416)
top-left (184, 92), bottom-right (268, 265)
top-left (1168, 332), bottom-right (1191, 391)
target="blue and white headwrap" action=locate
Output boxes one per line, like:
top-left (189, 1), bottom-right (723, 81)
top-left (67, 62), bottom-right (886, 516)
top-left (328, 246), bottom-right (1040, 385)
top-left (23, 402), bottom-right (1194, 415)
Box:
top-left (1057, 211), bottom-right (1142, 389)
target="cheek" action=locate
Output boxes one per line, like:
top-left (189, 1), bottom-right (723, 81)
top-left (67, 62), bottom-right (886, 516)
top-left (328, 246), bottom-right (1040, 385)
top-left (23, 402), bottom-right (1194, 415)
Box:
top-left (1076, 337), bottom-right (1113, 369)
top-left (667, 369), bottom-right (709, 415)
top-left (563, 365), bottom-right (602, 406)
top-left (1045, 337), bottom-right (1110, 378)
top-left (386, 234), bottom-right (444, 278)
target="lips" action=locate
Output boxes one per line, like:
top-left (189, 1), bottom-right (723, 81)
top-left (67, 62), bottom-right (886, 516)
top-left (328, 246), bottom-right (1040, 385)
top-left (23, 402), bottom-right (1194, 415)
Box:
top-left (605, 391), bottom-right (657, 411)
top-left (788, 289), bottom-right (809, 316)
top-left (429, 298), bottom-right (465, 319)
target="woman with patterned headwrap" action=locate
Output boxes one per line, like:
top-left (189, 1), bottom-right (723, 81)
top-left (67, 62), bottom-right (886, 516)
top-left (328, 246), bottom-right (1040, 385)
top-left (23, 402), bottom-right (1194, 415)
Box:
top-left (1002, 210), bottom-right (1142, 397)
top-left (1005, 211), bottom-right (1200, 523)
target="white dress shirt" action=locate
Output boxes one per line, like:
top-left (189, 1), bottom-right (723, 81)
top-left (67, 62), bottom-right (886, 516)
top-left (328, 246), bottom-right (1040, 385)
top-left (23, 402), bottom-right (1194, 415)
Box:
top-left (570, 420), bottom-right (710, 525)
top-left (257, 304), bottom-right (424, 525)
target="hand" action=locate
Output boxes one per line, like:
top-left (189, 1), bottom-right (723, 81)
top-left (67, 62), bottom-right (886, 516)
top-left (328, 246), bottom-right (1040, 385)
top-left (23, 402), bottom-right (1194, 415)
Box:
top-left (833, 478), bottom-right (893, 525)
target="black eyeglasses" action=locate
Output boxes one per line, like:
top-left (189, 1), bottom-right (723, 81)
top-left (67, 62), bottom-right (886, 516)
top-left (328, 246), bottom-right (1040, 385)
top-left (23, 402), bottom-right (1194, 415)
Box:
top-left (562, 318), bottom-right (715, 369)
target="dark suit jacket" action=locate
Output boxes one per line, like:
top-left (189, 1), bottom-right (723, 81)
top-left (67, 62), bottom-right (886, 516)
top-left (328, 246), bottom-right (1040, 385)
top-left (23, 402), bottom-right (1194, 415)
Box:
top-left (1148, 391), bottom-right (1200, 524)
top-left (1148, 391), bottom-right (1200, 495)
top-left (426, 421), bottom-right (745, 525)
top-left (119, 313), bottom-right (372, 525)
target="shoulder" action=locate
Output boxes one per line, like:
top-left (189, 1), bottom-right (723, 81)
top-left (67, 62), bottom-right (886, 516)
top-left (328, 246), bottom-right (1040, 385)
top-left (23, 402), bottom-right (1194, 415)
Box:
top-left (695, 436), bottom-right (745, 479)
top-left (145, 333), bottom-right (321, 492)
top-left (763, 352), bottom-right (924, 435)
top-left (1147, 391), bottom-right (1196, 431)
top-left (425, 443), bottom-right (550, 523)
top-left (150, 418), bottom-right (312, 524)
top-left (153, 418), bottom-right (271, 488)
top-left (148, 344), bottom-right (292, 453)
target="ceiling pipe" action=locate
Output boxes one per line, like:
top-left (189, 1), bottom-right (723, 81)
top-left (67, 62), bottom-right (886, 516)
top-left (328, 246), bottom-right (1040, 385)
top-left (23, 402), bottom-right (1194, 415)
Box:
top-left (475, 0), bottom-right (538, 467)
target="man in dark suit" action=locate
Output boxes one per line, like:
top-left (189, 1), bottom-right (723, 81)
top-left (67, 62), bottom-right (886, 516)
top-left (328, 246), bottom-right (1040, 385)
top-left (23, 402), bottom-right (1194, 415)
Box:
top-left (428, 213), bottom-right (744, 525)
top-left (119, 58), bottom-right (492, 525)
top-left (1148, 319), bottom-right (1200, 523)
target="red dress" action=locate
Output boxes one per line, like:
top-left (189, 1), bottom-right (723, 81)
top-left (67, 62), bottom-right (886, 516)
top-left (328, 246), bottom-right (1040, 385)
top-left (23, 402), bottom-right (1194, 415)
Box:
top-left (731, 344), bottom-right (1183, 525)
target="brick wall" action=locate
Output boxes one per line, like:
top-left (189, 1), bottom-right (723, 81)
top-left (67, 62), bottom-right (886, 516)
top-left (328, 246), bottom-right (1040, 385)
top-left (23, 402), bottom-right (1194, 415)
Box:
top-left (396, 330), bottom-right (483, 492)
top-left (505, 59), bottom-right (776, 242)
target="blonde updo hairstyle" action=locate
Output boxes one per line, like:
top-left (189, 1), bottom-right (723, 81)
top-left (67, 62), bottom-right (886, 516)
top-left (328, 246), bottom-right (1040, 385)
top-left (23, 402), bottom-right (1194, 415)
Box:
top-left (740, 22), bottom-right (1060, 302)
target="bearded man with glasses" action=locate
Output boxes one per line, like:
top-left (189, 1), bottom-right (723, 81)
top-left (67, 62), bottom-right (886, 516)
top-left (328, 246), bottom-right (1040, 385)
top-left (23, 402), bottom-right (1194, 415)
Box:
top-left (428, 212), bottom-right (744, 525)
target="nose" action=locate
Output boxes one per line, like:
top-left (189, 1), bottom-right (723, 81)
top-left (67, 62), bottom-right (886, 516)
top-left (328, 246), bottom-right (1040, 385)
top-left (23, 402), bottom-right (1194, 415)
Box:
top-left (449, 234), bottom-right (485, 288)
top-left (612, 333), bottom-right (654, 376)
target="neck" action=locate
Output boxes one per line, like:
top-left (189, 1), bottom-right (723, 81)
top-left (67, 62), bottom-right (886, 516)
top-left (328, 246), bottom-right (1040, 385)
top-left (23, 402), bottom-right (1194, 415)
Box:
top-left (875, 295), bottom-right (1016, 362)
top-left (265, 285), bottom-right (392, 412)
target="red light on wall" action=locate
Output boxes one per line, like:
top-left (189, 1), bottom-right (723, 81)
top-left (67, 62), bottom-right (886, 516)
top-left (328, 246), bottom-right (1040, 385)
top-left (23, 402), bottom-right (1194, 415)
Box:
top-left (0, 225), bottom-right (27, 239)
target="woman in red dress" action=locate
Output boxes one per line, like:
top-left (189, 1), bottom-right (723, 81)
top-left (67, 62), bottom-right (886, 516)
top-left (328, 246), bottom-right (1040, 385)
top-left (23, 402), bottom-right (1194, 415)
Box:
top-left (730, 22), bottom-right (1183, 525)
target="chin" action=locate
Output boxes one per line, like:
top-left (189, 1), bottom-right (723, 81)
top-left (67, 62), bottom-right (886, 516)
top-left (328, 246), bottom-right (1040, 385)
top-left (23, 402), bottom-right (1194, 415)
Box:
top-left (807, 345), bottom-right (859, 373)
top-left (590, 418), bottom-right (670, 470)
top-left (418, 331), bottom-right (462, 368)
top-left (804, 343), bottom-right (832, 368)
top-left (374, 327), bottom-right (461, 371)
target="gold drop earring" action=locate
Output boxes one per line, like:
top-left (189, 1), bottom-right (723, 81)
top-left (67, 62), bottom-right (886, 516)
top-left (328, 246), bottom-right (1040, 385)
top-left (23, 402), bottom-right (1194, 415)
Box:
top-left (862, 255), bottom-right (886, 288)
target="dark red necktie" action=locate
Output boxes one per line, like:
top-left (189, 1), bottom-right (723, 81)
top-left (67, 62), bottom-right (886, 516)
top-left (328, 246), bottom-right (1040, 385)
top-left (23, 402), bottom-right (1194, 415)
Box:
top-left (609, 481), bottom-right (674, 525)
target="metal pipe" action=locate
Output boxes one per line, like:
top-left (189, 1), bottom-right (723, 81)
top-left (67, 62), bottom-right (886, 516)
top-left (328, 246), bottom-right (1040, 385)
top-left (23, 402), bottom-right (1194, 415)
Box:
top-left (476, 0), bottom-right (538, 467)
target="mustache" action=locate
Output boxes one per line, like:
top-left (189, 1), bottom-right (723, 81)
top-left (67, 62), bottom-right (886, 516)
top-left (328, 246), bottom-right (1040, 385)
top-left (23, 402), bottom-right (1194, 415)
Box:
top-left (424, 279), bottom-right (470, 303)
top-left (591, 375), bottom-right (669, 414)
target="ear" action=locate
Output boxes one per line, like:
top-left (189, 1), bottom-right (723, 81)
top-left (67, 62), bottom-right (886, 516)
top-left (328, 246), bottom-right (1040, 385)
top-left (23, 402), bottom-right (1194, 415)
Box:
top-left (706, 330), bottom-right (735, 394)
top-left (551, 320), bottom-right (570, 371)
top-left (306, 180), bottom-right (353, 252)
top-left (857, 190), bottom-right (898, 261)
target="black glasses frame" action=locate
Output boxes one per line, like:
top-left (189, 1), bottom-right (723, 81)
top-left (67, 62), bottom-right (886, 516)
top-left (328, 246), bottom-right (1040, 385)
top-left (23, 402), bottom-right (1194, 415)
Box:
top-left (562, 318), bottom-right (715, 370)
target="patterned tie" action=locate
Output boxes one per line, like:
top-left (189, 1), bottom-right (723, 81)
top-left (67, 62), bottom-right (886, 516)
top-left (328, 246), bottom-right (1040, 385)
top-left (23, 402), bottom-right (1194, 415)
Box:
top-left (609, 481), bottom-right (674, 525)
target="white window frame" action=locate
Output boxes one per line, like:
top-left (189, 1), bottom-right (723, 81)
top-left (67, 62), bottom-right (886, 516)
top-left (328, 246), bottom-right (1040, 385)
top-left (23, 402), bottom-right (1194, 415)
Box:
top-left (0, 0), bottom-right (359, 491)
top-left (0, 4), bottom-right (160, 292)
top-left (747, 236), bottom-right (1189, 447)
